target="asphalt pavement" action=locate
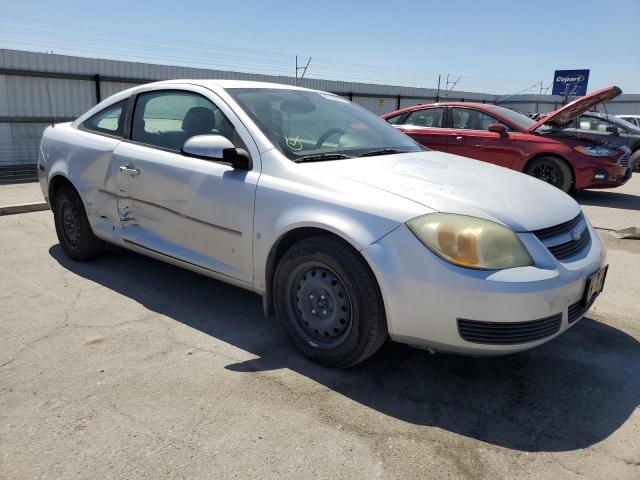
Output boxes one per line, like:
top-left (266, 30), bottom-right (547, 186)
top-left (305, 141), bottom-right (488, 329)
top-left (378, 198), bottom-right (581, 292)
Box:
top-left (1, 177), bottom-right (639, 479)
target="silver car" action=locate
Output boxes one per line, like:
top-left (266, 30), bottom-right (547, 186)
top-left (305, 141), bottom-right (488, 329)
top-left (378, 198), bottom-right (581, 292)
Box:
top-left (38, 80), bottom-right (607, 367)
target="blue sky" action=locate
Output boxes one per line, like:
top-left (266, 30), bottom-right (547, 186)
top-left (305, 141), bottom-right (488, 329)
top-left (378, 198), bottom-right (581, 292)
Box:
top-left (1, 0), bottom-right (639, 94)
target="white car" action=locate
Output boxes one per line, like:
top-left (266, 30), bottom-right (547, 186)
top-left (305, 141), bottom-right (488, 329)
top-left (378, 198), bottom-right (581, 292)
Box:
top-left (38, 80), bottom-right (607, 367)
top-left (617, 114), bottom-right (640, 127)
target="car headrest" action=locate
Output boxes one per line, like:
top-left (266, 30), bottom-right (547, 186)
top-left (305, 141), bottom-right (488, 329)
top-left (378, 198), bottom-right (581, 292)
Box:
top-left (182, 107), bottom-right (215, 135)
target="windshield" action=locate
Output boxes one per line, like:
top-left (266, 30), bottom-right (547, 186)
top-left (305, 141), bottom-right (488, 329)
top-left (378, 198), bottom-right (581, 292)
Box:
top-left (485, 105), bottom-right (538, 130)
top-left (227, 88), bottom-right (423, 160)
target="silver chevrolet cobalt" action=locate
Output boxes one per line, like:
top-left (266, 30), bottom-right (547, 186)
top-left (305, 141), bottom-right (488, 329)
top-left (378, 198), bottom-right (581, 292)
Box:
top-left (38, 80), bottom-right (607, 367)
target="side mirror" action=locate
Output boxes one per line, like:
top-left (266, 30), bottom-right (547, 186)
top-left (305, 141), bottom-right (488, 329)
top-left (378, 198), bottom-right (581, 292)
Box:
top-left (182, 134), bottom-right (252, 170)
top-left (606, 126), bottom-right (620, 135)
top-left (488, 123), bottom-right (508, 136)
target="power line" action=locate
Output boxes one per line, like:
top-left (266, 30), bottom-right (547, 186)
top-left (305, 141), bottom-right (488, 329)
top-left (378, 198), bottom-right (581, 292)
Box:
top-left (0, 14), bottom-right (549, 94)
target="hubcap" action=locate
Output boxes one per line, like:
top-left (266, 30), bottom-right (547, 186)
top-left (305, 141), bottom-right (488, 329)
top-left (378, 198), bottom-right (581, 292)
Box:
top-left (292, 265), bottom-right (352, 347)
top-left (61, 201), bottom-right (81, 247)
top-left (533, 163), bottom-right (560, 186)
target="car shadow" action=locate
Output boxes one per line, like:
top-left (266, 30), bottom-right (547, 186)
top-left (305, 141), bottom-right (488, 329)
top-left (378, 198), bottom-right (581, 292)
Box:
top-left (49, 245), bottom-right (640, 453)
top-left (575, 189), bottom-right (640, 211)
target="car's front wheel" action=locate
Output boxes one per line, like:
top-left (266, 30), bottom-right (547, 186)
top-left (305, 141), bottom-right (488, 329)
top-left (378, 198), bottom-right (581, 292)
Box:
top-left (53, 185), bottom-right (105, 261)
top-left (630, 150), bottom-right (640, 172)
top-left (273, 235), bottom-right (387, 367)
top-left (525, 156), bottom-right (572, 193)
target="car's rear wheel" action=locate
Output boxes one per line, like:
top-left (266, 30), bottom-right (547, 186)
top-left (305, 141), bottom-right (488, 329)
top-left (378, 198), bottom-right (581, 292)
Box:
top-left (525, 157), bottom-right (572, 193)
top-left (273, 235), bottom-right (387, 367)
top-left (53, 185), bottom-right (105, 261)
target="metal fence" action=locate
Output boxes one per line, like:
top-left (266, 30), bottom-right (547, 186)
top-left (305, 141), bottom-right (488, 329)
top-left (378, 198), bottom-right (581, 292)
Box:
top-left (2, 48), bottom-right (639, 182)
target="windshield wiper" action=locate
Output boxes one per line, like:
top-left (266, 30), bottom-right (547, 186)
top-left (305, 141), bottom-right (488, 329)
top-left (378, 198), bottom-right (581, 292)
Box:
top-left (357, 148), bottom-right (411, 157)
top-left (293, 153), bottom-right (353, 163)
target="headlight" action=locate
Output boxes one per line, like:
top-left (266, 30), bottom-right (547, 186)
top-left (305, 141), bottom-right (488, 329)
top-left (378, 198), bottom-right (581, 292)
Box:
top-left (407, 213), bottom-right (533, 270)
top-left (574, 145), bottom-right (617, 157)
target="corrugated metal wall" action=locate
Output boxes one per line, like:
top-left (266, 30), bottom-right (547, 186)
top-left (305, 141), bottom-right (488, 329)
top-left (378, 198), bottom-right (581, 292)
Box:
top-left (2, 48), bottom-right (640, 171)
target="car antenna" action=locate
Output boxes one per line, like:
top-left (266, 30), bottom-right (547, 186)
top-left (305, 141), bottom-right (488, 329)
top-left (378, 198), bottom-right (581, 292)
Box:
top-left (44, 81), bottom-right (55, 128)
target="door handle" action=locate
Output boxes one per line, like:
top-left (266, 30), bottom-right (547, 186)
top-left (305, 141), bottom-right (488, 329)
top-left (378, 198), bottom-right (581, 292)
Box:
top-left (119, 165), bottom-right (140, 176)
top-left (456, 136), bottom-right (463, 140)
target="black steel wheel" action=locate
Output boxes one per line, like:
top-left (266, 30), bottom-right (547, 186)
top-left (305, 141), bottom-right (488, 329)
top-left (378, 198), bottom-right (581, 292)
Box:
top-left (292, 264), bottom-right (353, 349)
top-left (273, 235), bottom-right (387, 367)
top-left (525, 157), bottom-right (572, 193)
top-left (53, 184), bottom-right (105, 261)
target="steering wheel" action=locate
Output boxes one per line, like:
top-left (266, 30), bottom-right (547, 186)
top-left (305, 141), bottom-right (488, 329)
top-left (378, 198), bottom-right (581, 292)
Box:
top-left (315, 128), bottom-right (345, 149)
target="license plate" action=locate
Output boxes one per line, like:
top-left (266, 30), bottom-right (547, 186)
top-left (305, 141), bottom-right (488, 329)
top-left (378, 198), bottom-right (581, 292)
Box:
top-left (584, 265), bottom-right (608, 307)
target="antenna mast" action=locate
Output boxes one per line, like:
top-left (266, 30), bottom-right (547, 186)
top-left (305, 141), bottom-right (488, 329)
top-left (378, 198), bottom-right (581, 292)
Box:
top-left (44, 82), bottom-right (55, 127)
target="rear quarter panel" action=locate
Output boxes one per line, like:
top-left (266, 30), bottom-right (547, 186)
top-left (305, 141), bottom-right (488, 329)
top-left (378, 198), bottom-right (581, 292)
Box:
top-left (40, 123), bottom-right (121, 227)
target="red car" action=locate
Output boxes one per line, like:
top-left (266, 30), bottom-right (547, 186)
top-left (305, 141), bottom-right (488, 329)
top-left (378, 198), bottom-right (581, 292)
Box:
top-left (381, 86), bottom-right (632, 192)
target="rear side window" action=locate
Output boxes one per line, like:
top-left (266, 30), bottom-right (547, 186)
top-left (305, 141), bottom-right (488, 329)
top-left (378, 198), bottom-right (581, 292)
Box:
top-left (131, 90), bottom-right (243, 152)
top-left (404, 108), bottom-right (445, 128)
top-left (385, 114), bottom-right (404, 124)
top-left (82, 101), bottom-right (126, 136)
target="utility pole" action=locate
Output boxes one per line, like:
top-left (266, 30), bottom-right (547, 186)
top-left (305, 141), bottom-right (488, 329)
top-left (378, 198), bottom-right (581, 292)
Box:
top-left (563, 83), bottom-right (572, 105)
top-left (442, 74), bottom-right (461, 98)
top-left (295, 55), bottom-right (312, 85)
top-left (535, 80), bottom-right (543, 113)
top-left (436, 74), bottom-right (441, 102)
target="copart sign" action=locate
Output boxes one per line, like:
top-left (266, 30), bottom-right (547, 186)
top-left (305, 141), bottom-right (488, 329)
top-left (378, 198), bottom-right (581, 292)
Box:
top-left (552, 69), bottom-right (590, 96)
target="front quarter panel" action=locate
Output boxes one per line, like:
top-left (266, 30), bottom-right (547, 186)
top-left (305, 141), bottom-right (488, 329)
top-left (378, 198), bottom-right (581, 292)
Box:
top-left (253, 149), bottom-right (432, 292)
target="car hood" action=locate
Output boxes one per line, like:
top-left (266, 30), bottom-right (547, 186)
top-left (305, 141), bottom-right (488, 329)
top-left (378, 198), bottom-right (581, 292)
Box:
top-left (308, 151), bottom-right (581, 232)
top-left (528, 85), bottom-right (622, 131)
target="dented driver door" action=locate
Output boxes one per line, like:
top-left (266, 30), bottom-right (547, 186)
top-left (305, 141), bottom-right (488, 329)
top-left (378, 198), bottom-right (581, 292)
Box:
top-left (105, 85), bottom-right (260, 285)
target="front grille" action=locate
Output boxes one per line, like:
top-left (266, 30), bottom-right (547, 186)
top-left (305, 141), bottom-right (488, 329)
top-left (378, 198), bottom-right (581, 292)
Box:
top-left (547, 228), bottom-right (590, 260)
top-left (532, 214), bottom-right (582, 240)
top-left (457, 314), bottom-right (562, 345)
top-left (618, 151), bottom-right (631, 168)
top-left (532, 213), bottom-right (591, 261)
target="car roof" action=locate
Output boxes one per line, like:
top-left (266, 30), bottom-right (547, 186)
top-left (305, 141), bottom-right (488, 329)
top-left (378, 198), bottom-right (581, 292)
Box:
top-left (382, 102), bottom-right (495, 117)
top-left (147, 79), bottom-right (314, 91)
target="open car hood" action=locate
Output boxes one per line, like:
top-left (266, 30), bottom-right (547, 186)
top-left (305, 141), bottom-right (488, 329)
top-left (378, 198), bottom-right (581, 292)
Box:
top-left (528, 86), bottom-right (622, 132)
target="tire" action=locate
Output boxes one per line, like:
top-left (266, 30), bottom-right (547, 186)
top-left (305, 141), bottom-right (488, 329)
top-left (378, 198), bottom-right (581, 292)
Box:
top-left (53, 185), bottom-right (105, 261)
top-left (524, 156), bottom-right (572, 193)
top-left (273, 235), bottom-right (387, 368)
top-left (630, 150), bottom-right (640, 172)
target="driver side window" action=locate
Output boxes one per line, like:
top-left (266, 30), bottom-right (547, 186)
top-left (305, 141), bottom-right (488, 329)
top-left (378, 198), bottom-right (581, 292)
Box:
top-left (131, 90), bottom-right (245, 152)
top-left (451, 108), bottom-right (505, 131)
top-left (578, 116), bottom-right (616, 133)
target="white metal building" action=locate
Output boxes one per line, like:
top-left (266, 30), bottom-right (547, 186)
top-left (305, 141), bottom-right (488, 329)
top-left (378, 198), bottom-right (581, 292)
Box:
top-left (1, 48), bottom-right (639, 180)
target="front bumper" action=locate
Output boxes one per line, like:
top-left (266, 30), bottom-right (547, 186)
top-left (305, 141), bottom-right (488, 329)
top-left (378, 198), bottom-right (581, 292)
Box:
top-left (574, 148), bottom-right (633, 189)
top-left (579, 165), bottom-right (632, 189)
top-left (362, 220), bottom-right (606, 355)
